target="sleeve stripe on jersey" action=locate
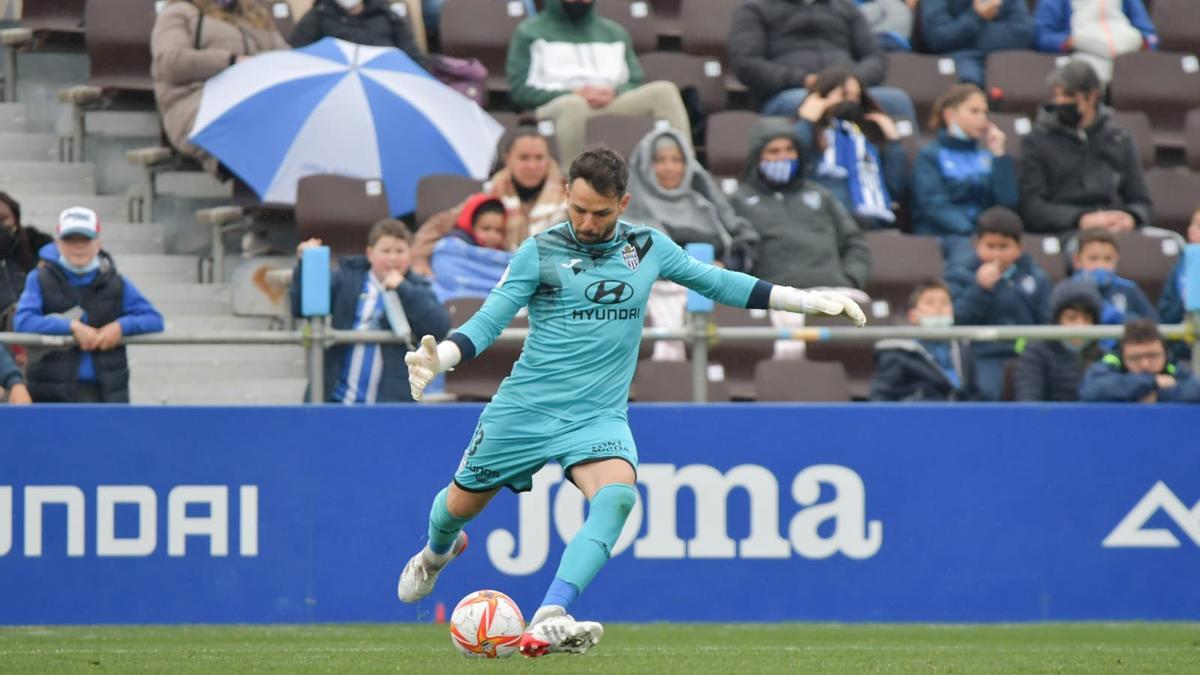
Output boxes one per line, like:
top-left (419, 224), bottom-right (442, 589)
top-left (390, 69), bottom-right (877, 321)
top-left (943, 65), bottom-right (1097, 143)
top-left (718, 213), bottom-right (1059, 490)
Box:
top-left (449, 332), bottom-right (477, 362)
top-left (747, 280), bottom-right (774, 310)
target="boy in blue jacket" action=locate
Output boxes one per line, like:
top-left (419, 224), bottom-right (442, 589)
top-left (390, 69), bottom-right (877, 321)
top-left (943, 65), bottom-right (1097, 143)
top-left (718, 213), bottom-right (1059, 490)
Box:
top-left (292, 218), bottom-right (450, 404)
top-left (945, 206), bottom-right (1051, 399)
top-left (1067, 227), bottom-right (1155, 326)
top-left (1081, 318), bottom-right (1200, 403)
top-left (13, 207), bottom-right (164, 403)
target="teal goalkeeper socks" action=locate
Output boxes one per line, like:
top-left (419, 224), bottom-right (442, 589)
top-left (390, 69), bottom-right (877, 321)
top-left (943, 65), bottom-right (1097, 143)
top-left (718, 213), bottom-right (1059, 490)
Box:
top-left (550, 483), bottom-right (638, 595)
top-left (427, 487), bottom-right (471, 555)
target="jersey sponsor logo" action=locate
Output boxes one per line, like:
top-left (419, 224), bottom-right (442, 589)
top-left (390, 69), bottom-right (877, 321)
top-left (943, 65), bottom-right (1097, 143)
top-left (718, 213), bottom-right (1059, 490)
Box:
top-left (1102, 482), bottom-right (1200, 548)
top-left (585, 280), bottom-right (634, 305)
top-left (571, 307), bottom-right (642, 321)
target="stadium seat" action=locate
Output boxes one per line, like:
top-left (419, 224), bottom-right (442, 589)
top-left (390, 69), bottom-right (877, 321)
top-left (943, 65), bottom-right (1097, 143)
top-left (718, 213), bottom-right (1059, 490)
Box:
top-left (1145, 167), bottom-right (1200, 239)
top-left (415, 174), bottom-right (484, 226)
top-left (1111, 51), bottom-right (1200, 150)
top-left (0, 0), bottom-right (87, 100)
top-left (295, 175), bottom-right (390, 257)
top-left (708, 304), bottom-right (775, 400)
top-left (651, 0), bottom-right (682, 38)
top-left (679, 0), bottom-right (745, 94)
top-left (988, 111), bottom-right (1034, 164)
top-left (597, 0), bottom-right (657, 55)
top-left (631, 360), bottom-right (731, 402)
top-left (1109, 110), bottom-right (1155, 170)
top-left (584, 114), bottom-right (657, 160)
top-left (438, 0), bottom-right (528, 96)
top-left (1021, 234), bottom-right (1067, 285)
top-left (1185, 108), bottom-right (1200, 171)
top-left (986, 51), bottom-right (1062, 117)
top-left (640, 51), bottom-right (727, 121)
top-left (864, 232), bottom-right (944, 324)
top-left (444, 297), bottom-right (526, 400)
top-left (753, 359), bottom-right (851, 402)
top-left (1114, 229), bottom-right (1183, 304)
top-left (884, 53), bottom-right (960, 130)
top-left (490, 111), bottom-right (522, 131)
top-left (1152, 0), bottom-right (1200, 56)
top-left (804, 313), bottom-right (875, 400)
top-left (270, 1), bottom-right (296, 37)
top-left (704, 110), bottom-right (759, 185)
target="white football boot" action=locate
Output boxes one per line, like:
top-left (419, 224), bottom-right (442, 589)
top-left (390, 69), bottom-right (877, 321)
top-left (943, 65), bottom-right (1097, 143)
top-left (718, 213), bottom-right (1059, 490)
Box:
top-left (396, 532), bottom-right (468, 603)
top-left (517, 605), bottom-right (604, 657)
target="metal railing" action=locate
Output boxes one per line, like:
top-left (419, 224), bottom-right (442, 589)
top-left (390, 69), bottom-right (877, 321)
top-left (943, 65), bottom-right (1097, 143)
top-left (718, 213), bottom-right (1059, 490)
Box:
top-left (2, 319), bottom-right (1195, 403)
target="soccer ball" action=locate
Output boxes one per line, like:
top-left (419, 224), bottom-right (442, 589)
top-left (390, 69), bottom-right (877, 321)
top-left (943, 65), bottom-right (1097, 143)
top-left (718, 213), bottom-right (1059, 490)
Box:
top-left (449, 590), bottom-right (525, 658)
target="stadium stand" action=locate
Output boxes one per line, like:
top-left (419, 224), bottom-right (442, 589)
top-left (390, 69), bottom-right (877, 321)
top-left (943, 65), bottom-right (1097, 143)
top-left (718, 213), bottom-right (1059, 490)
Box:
top-left (584, 114), bottom-right (657, 160)
top-left (1114, 230), bottom-right (1183, 305)
top-left (707, 304), bottom-right (775, 400)
top-left (1110, 51), bottom-right (1200, 150)
top-left (753, 359), bottom-right (852, 402)
top-left (804, 313), bottom-right (874, 400)
top-left (1186, 108), bottom-right (1200, 171)
top-left (1151, 0), bottom-right (1200, 56)
top-left (0, 0), bottom-right (86, 100)
top-left (864, 232), bottom-right (945, 324)
top-left (437, 0), bottom-right (527, 98)
top-left (597, 0), bottom-right (657, 55)
top-left (415, 174), bottom-right (484, 226)
top-left (985, 50), bottom-right (1063, 117)
top-left (1022, 234), bottom-right (1068, 285)
top-left (639, 51), bottom-right (727, 123)
top-left (884, 52), bottom-right (960, 128)
top-left (295, 175), bottom-right (391, 257)
top-left (631, 360), bottom-right (731, 402)
top-left (1146, 167), bottom-right (1200, 238)
top-left (679, 0), bottom-right (745, 94)
top-left (703, 110), bottom-right (758, 185)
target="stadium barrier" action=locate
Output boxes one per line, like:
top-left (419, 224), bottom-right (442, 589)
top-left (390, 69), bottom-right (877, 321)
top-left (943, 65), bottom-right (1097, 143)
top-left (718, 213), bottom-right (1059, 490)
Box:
top-left (0, 404), bottom-right (1197, 624)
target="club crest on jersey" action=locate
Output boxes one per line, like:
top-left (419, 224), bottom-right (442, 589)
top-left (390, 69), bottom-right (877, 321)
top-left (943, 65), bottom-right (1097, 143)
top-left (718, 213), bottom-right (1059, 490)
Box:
top-left (621, 243), bottom-right (640, 271)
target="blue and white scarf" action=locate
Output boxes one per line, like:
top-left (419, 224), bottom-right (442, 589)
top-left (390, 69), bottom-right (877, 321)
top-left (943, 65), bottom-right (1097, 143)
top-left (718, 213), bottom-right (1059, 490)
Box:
top-left (816, 120), bottom-right (895, 223)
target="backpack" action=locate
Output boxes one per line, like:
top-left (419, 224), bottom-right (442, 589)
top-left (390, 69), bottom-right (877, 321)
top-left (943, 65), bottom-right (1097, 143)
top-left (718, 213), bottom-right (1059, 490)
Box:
top-left (425, 54), bottom-right (489, 107)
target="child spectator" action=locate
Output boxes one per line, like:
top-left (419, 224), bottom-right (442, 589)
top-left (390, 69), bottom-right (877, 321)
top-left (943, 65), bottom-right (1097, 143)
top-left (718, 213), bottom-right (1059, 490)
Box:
top-left (430, 194), bottom-right (513, 302)
top-left (14, 207), bottom-right (165, 403)
top-left (151, 0), bottom-right (289, 173)
top-left (0, 344), bottom-right (31, 404)
top-left (1080, 318), bottom-right (1200, 403)
top-left (1157, 207), bottom-right (1199, 360)
top-left (794, 68), bottom-right (909, 231)
top-left (1033, 0), bottom-right (1157, 83)
top-left (920, 0), bottom-right (1034, 87)
top-left (1013, 278), bottom-right (1103, 401)
top-left (913, 84), bottom-right (1018, 267)
top-left (290, 0), bottom-right (424, 63)
top-left (945, 206), bottom-right (1051, 399)
top-left (870, 279), bottom-right (980, 401)
top-left (1067, 228), bottom-right (1155, 326)
top-left (292, 219), bottom-right (450, 404)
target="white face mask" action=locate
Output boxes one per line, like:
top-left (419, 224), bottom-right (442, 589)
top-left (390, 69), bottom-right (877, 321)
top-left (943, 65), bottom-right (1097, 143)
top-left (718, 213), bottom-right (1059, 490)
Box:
top-left (947, 121), bottom-right (971, 141)
top-left (334, 0), bottom-right (360, 9)
top-left (918, 314), bottom-right (954, 328)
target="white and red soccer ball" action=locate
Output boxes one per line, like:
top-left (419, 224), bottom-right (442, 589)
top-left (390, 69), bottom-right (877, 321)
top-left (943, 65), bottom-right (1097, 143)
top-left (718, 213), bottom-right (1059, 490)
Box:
top-left (449, 590), bottom-right (525, 658)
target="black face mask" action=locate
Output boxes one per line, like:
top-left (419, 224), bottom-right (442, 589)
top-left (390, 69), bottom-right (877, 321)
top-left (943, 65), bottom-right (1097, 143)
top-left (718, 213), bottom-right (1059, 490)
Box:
top-left (830, 101), bottom-right (864, 123)
top-left (0, 226), bottom-right (13, 256)
top-left (561, 0), bottom-right (593, 22)
top-left (1049, 102), bottom-right (1083, 129)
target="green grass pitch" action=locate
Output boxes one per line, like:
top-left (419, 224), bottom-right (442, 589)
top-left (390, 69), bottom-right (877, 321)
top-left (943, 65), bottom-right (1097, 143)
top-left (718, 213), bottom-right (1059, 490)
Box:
top-left (2, 623), bottom-right (1198, 673)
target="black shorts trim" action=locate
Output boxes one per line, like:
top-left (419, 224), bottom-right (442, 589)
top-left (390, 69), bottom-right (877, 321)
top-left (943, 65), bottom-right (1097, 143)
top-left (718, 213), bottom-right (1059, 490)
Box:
top-left (452, 478), bottom-right (532, 495)
top-left (562, 456), bottom-right (638, 488)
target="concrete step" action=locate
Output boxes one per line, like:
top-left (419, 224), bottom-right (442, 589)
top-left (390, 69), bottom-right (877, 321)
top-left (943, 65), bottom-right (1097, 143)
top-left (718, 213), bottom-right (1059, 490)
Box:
top-left (19, 194), bottom-right (129, 222)
top-left (97, 221), bottom-right (168, 255)
top-left (157, 170), bottom-right (234, 199)
top-left (137, 281), bottom-right (230, 304)
top-left (0, 133), bottom-right (59, 161)
top-left (125, 344), bottom-right (305, 366)
top-left (130, 360), bottom-right (305, 382)
top-left (84, 110), bottom-right (161, 139)
top-left (162, 315), bottom-right (278, 332)
top-left (0, 160), bottom-right (94, 181)
top-left (129, 377), bottom-right (308, 405)
top-left (0, 103), bottom-right (27, 132)
top-left (112, 254), bottom-right (199, 283)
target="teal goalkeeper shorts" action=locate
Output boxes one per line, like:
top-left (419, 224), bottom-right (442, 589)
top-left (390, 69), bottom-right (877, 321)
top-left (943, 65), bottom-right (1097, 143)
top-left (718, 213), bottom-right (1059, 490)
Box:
top-left (452, 402), bottom-right (639, 493)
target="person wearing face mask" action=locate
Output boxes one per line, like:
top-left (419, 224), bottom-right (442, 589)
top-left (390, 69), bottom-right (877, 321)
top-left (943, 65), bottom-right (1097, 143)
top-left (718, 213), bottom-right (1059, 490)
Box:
top-left (13, 208), bottom-right (164, 403)
top-left (1062, 228), bottom-right (1155, 342)
top-left (919, 0), bottom-right (1033, 87)
top-left (1018, 60), bottom-right (1151, 240)
top-left (913, 84), bottom-right (1017, 268)
top-left (411, 128), bottom-right (568, 276)
top-left (870, 279), bottom-right (980, 401)
top-left (1033, 0), bottom-right (1157, 84)
top-left (151, 0), bottom-right (290, 174)
top-left (505, 0), bottom-right (690, 165)
top-left (794, 68), bottom-right (909, 231)
top-left (289, 0), bottom-right (423, 63)
top-left (1013, 278), bottom-right (1103, 402)
top-left (0, 192), bottom-right (53, 328)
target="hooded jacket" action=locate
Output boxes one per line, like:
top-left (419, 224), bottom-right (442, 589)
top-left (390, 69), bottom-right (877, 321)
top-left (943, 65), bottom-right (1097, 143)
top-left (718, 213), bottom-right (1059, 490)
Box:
top-left (1018, 105), bottom-right (1152, 236)
top-left (913, 130), bottom-right (1019, 238)
top-left (920, 0), bottom-right (1033, 56)
top-left (732, 118), bottom-right (871, 289)
top-left (290, 255), bottom-right (450, 402)
top-left (1080, 353), bottom-right (1200, 402)
top-left (289, 0), bottom-right (422, 61)
top-left (1014, 339), bottom-right (1102, 401)
top-left (14, 244), bottom-right (164, 402)
top-left (432, 195), bottom-right (514, 303)
top-left (869, 338), bottom-right (979, 401)
top-left (0, 225), bottom-right (53, 318)
top-left (945, 251), bottom-right (1052, 356)
top-left (729, 0), bottom-right (886, 104)
top-left (1033, 0), bottom-right (1156, 54)
top-left (624, 128), bottom-right (760, 269)
top-left (505, 0), bottom-right (644, 111)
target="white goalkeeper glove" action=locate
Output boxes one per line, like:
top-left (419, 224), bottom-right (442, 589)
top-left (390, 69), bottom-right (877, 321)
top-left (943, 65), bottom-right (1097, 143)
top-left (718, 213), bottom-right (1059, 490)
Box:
top-left (769, 286), bottom-right (867, 327)
top-left (404, 335), bottom-right (462, 401)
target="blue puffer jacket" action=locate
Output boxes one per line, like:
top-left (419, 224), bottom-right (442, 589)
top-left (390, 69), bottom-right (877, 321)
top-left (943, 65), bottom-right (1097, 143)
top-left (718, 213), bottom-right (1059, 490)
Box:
top-left (913, 131), bottom-right (1018, 237)
top-left (921, 0), bottom-right (1033, 54)
top-left (946, 252), bottom-right (1052, 356)
top-left (1080, 353), bottom-right (1200, 402)
top-left (1033, 0), bottom-right (1156, 53)
top-left (1067, 269), bottom-right (1155, 326)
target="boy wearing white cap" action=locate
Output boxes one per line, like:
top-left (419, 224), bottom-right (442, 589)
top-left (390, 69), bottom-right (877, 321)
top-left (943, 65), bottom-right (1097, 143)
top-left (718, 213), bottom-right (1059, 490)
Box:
top-left (12, 207), bottom-right (164, 402)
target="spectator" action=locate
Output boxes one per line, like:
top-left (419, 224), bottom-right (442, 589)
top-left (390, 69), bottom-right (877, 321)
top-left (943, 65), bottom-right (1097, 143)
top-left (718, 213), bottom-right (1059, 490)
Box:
top-left (945, 206), bottom-right (1051, 399)
top-left (14, 208), bottom-right (165, 403)
top-left (858, 0), bottom-right (919, 52)
top-left (292, 219), bottom-right (450, 404)
top-left (151, 0), bottom-right (289, 173)
top-left (1019, 60), bottom-right (1151, 240)
top-left (729, 0), bottom-right (917, 124)
top-left (1013, 277), bottom-right (1103, 401)
top-left (1158, 207), bottom-right (1199, 360)
top-left (920, 0), bottom-right (1033, 87)
top-left (0, 343), bottom-right (31, 404)
top-left (290, 0), bottom-right (423, 62)
top-left (1033, 0), bottom-right (1157, 83)
top-left (505, 0), bottom-right (690, 165)
top-left (430, 194), bottom-right (513, 302)
top-left (794, 68), bottom-right (908, 230)
top-left (870, 279), bottom-right (980, 401)
top-left (625, 128), bottom-right (759, 270)
top-left (412, 128), bottom-right (568, 275)
top-left (1080, 318), bottom-right (1200, 403)
top-left (913, 83), bottom-right (1017, 267)
top-left (1067, 228), bottom-right (1155, 328)
top-left (1, 191), bottom-right (52, 321)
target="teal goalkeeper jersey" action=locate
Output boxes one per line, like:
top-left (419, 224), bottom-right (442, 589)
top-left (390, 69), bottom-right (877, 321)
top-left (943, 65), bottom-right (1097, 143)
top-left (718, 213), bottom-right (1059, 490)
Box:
top-left (449, 221), bottom-right (772, 420)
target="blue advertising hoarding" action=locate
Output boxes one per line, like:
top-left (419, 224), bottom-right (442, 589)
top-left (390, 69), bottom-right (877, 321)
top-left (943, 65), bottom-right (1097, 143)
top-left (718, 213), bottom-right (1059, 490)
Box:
top-left (0, 404), bottom-right (1197, 624)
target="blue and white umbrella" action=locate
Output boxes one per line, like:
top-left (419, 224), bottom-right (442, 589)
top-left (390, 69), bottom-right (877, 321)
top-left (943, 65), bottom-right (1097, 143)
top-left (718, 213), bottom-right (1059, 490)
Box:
top-left (189, 38), bottom-right (503, 215)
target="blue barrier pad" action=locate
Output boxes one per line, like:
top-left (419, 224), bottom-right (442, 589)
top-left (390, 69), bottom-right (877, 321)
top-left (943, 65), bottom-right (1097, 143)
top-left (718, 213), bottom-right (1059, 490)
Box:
top-left (685, 243), bottom-right (715, 313)
top-left (300, 246), bottom-right (331, 317)
top-left (1184, 244), bottom-right (1200, 312)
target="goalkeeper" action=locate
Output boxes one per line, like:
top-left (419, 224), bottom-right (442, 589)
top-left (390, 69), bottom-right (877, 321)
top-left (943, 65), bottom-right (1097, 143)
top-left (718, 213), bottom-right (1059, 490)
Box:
top-left (398, 146), bottom-right (866, 657)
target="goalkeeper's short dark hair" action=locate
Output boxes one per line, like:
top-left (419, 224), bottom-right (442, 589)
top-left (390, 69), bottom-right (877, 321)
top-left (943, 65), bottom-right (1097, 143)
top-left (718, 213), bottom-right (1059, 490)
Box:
top-left (568, 145), bottom-right (629, 198)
